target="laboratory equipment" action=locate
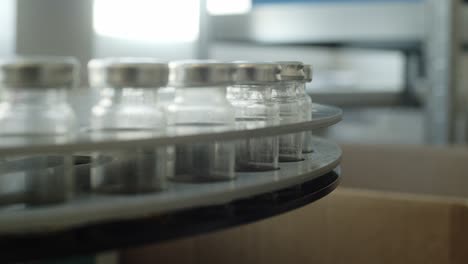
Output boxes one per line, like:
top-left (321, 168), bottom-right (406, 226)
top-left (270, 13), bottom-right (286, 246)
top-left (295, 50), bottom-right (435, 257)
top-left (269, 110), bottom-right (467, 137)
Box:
top-left (88, 58), bottom-right (169, 194)
top-left (228, 62), bottom-right (281, 171)
top-left (0, 56), bottom-right (79, 205)
top-left (273, 61), bottom-right (305, 162)
top-left (168, 60), bottom-right (236, 182)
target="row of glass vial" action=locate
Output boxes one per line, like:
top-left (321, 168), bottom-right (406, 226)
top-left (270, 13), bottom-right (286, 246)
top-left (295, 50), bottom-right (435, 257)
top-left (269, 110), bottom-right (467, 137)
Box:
top-left (0, 57), bottom-right (313, 206)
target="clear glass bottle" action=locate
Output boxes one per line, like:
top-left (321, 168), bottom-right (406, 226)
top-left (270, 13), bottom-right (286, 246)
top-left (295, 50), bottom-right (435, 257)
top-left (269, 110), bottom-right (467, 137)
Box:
top-left (0, 56), bottom-right (79, 206)
top-left (228, 63), bottom-right (281, 171)
top-left (272, 61), bottom-right (305, 162)
top-left (88, 58), bottom-right (169, 194)
top-left (297, 64), bottom-right (314, 153)
top-left (167, 60), bottom-right (236, 182)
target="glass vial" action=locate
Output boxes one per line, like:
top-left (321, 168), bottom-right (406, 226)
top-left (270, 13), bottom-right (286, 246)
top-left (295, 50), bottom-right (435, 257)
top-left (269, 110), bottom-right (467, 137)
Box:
top-left (228, 62), bottom-right (281, 171)
top-left (88, 58), bottom-right (169, 194)
top-left (298, 64), bottom-right (314, 153)
top-left (156, 87), bottom-right (176, 179)
top-left (168, 61), bottom-right (236, 182)
top-left (272, 61), bottom-right (305, 162)
top-left (0, 56), bottom-right (79, 206)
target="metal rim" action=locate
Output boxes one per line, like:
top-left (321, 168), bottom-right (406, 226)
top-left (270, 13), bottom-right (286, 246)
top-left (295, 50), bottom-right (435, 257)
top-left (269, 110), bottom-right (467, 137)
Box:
top-left (0, 137), bottom-right (341, 235)
top-left (0, 169), bottom-right (340, 262)
top-left (0, 56), bottom-right (79, 89)
top-left (0, 104), bottom-right (342, 156)
top-left (276, 61), bottom-right (304, 81)
top-left (303, 64), bottom-right (313, 82)
top-left (88, 58), bottom-right (169, 88)
top-left (169, 60), bottom-right (235, 87)
top-left (232, 62), bottom-right (282, 84)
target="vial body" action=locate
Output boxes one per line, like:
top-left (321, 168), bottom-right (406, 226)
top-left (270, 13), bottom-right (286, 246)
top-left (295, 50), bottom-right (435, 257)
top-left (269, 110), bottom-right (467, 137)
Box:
top-left (0, 88), bottom-right (76, 136)
top-left (272, 81), bottom-right (304, 162)
top-left (91, 148), bottom-right (167, 194)
top-left (90, 87), bottom-right (167, 194)
top-left (0, 87), bottom-right (77, 206)
top-left (157, 86), bottom-right (176, 178)
top-left (228, 85), bottom-right (279, 171)
top-left (296, 82), bottom-right (314, 153)
top-left (168, 87), bottom-right (236, 182)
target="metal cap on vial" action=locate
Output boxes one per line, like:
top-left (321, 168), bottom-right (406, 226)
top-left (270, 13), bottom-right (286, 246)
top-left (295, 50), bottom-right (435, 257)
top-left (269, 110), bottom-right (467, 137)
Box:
top-left (232, 62), bottom-right (282, 84)
top-left (88, 58), bottom-right (169, 88)
top-left (276, 61), bottom-right (304, 81)
top-left (169, 60), bottom-right (235, 87)
top-left (303, 64), bottom-right (313, 82)
top-left (0, 56), bottom-right (79, 89)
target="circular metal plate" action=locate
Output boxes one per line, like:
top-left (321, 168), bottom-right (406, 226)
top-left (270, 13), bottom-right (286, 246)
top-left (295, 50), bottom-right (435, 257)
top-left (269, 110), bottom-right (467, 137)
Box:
top-left (1, 170), bottom-right (340, 262)
top-left (0, 137), bottom-right (341, 234)
top-left (0, 103), bottom-right (342, 156)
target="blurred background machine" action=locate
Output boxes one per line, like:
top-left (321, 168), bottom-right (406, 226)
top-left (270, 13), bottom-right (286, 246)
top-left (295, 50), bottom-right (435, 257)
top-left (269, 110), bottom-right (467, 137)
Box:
top-left (0, 0), bottom-right (465, 145)
top-left (209, 0), bottom-right (465, 145)
top-left (1, 1), bottom-right (468, 263)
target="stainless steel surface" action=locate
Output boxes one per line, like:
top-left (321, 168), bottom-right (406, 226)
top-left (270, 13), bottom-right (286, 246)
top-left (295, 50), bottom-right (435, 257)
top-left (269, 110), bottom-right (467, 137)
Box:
top-left (233, 62), bottom-right (282, 84)
top-left (0, 0), bottom-right (15, 57)
top-left (276, 61), bottom-right (304, 81)
top-left (0, 56), bottom-right (79, 88)
top-left (310, 92), bottom-right (404, 107)
top-left (211, 2), bottom-right (425, 44)
top-left (16, 0), bottom-right (94, 84)
top-left (196, 0), bottom-right (211, 60)
top-left (88, 58), bottom-right (169, 88)
top-left (210, 1), bottom-right (467, 145)
top-left (169, 60), bottom-right (235, 87)
top-left (325, 107), bottom-right (424, 145)
top-left (303, 64), bottom-right (312, 82)
top-left (0, 137), bottom-right (341, 234)
top-left (424, 0), bottom-right (461, 144)
top-left (0, 103), bottom-right (342, 156)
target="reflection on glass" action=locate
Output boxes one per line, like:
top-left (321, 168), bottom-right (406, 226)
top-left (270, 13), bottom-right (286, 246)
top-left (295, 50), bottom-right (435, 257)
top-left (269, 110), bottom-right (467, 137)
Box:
top-left (228, 85), bottom-right (280, 171)
top-left (0, 57), bottom-right (78, 206)
top-left (168, 82), bottom-right (236, 182)
top-left (88, 59), bottom-right (169, 194)
top-left (296, 82), bottom-right (313, 153)
top-left (272, 81), bottom-right (304, 162)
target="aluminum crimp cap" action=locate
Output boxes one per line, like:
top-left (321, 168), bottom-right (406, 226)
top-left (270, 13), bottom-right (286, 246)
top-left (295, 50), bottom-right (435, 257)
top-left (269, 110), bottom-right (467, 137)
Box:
top-left (276, 61), bottom-right (305, 81)
top-left (0, 56), bottom-right (79, 89)
top-left (169, 60), bottom-right (235, 87)
top-left (303, 64), bottom-right (313, 82)
top-left (88, 58), bottom-right (169, 88)
top-left (233, 62), bottom-right (282, 84)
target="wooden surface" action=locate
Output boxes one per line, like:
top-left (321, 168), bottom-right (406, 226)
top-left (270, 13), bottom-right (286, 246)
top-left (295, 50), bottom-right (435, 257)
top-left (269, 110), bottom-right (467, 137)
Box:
top-left (340, 143), bottom-right (468, 198)
top-left (123, 188), bottom-right (468, 264)
top-left (123, 144), bottom-right (468, 264)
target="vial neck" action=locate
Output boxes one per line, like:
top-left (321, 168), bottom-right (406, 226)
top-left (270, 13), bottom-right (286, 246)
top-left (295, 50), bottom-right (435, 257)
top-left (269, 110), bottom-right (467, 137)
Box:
top-left (175, 86), bottom-right (227, 104)
top-left (230, 85), bottom-right (272, 101)
top-left (296, 82), bottom-right (306, 94)
top-left (272, 82), bottom-right (296, 98)
top-left (2, 88), bottom-right (67, 105)
top-left (100, 87), bottom-right (159, 105)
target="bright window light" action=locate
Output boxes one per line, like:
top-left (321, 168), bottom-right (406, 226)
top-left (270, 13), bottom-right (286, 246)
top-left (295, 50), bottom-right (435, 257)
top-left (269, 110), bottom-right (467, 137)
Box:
top-left (207, 0), bottom-right (251, 15)
top-left (93, 0), bottom-right (200, 43)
